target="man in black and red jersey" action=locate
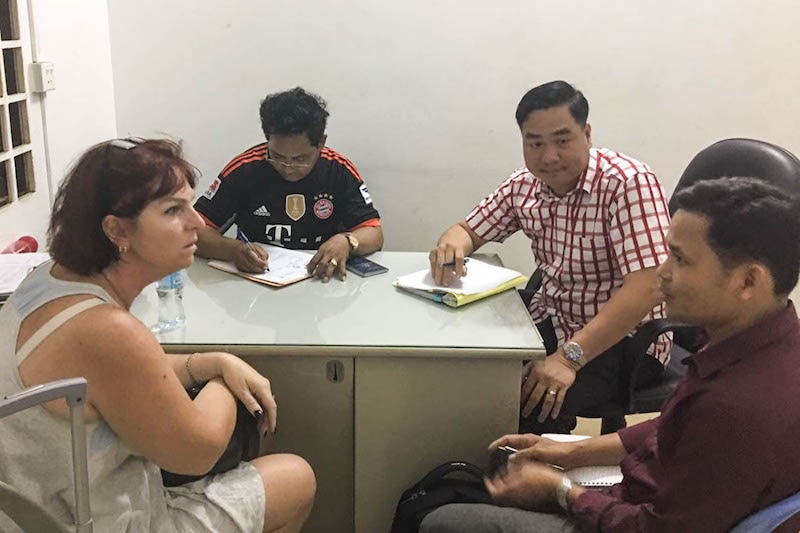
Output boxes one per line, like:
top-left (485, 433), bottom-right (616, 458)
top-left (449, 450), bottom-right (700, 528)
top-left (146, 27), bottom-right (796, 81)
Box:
top-left (194, 87), bottom-right (383, 282)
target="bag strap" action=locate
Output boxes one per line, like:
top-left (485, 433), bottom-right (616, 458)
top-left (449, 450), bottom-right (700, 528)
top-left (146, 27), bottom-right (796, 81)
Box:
top-left (16, 298), bottom-right (106, 364)
top-left (416, 462), bottom-right (485, 491)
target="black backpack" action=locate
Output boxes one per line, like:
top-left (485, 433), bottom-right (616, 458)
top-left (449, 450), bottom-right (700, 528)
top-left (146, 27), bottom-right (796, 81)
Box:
top-left (391, 461), bottom-right (491, 533)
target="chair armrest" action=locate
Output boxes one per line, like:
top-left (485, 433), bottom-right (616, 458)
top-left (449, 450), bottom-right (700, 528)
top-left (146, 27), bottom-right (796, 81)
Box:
top-left (627, 319), bottom-right (698, 359)
top-left (526, 268), bottom-right (543, 292)
top-left (0, 378), bottom-right (87, 418)
top-left (623, 319), bottom-right (699, 411)
top-left (1, 378), bottom-right (93, 532)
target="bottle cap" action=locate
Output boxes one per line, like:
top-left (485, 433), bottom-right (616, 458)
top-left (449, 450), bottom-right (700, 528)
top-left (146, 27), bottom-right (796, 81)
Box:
top-left (1, 235), bottom-right (39, 254)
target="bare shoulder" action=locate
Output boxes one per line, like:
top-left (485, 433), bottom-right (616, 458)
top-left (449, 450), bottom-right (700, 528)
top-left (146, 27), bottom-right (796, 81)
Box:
top-left (70, 303), bottom-right (163, 362)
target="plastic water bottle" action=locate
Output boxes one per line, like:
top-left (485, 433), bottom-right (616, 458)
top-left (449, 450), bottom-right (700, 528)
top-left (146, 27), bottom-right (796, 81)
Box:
top-left (155, 270), bottom-right (186, 332)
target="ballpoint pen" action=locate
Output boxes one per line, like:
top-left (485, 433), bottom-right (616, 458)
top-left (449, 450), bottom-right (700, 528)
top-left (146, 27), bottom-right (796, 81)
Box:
top-left (440, 257), bottom-right (470, 268)
top-left (236, 228), bottom-right (269, 271)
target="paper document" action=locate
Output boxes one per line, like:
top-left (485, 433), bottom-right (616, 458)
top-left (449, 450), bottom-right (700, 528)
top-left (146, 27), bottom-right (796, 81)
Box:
top-left (0, 253), bottom-right (50, 299)
top-left (393, 258), bottom-right (527, 308)
top-left (542, 433), bottom-right (623, 487)
top-left (207, 244), bottom-right (314, 287)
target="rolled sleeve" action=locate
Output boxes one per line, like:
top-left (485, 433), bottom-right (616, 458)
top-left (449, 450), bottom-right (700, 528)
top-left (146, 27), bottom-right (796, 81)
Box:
top-left (466, 171), bottom-right (527, 242)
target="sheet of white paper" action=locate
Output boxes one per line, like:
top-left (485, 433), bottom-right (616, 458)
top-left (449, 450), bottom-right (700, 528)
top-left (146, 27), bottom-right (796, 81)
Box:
top-left (541, 434), bottom-right (622, 487)
top-left (208, 243), bottom-right (314, 285)
top-left (566, 465), bottom-right (623, 487)
top-left (0, 253), bottom-right (50, 295)
top-left (394, 258), bottom-right (523, 295)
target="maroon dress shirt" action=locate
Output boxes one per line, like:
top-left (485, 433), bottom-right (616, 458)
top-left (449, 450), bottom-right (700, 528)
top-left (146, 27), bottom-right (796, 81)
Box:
top-left (570, 303), bottom-right (800, 532)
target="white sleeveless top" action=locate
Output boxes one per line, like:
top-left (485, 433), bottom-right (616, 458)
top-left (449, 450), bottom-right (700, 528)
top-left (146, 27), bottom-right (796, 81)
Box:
top-left (0, 261), bottom-right (264, 532)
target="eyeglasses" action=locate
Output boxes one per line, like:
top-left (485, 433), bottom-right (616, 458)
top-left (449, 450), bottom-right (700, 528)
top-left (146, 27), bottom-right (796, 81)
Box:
top-left (266, 157), bottom-right (314, 169)
top-left (265, 148), bottom-right (316, 170)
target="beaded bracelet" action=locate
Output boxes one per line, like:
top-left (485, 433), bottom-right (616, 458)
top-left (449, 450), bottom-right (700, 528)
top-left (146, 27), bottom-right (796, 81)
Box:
top-left (186, 353), bottom-right (201, 392)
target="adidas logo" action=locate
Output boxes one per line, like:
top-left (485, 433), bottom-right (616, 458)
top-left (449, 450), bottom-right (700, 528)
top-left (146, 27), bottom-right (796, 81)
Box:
top-left (253, 205), bottom-right (271, 217)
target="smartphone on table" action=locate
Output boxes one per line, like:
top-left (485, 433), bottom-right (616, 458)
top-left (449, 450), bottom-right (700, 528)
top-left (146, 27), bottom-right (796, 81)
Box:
top-left (346, 256), bottom-right (389, 277)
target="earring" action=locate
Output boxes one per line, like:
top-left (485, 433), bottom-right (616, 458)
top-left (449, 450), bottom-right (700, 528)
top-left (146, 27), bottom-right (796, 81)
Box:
top-left (119, 245), bottom-right (128, 254)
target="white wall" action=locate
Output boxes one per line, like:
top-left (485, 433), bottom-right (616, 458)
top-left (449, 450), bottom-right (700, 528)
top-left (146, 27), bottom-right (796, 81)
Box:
top-left (0, 0), bottom-right (117, 248)
top-left (107, 0), bottom-right (800, 278)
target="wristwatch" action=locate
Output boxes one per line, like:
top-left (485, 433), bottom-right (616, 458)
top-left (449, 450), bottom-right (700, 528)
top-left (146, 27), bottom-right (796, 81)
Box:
top-left (343, 232), bottom-right (359, 255)
top-left (556, 475), bottom-right (573, 510)
top-left (562, 340), bottom-right (585, 366)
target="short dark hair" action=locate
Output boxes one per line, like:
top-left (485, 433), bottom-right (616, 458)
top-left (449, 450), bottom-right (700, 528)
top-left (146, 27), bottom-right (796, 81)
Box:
top-left (48, 138), bottom-right (198, 275)
top-left (672, 177), bottom-right (800, 295)
top-left (259, 87), bottom-right (329, 146)
top-left (515, 80), bottom-right (589, 128)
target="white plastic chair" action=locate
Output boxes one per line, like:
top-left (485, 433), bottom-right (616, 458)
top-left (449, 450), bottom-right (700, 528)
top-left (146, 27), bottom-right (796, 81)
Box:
top-left (0, 378), bottom-right (93, 532)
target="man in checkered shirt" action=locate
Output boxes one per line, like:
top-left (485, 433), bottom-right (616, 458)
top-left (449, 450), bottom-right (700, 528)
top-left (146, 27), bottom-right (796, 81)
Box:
top-left (429, 81), bottom-right (671, 434)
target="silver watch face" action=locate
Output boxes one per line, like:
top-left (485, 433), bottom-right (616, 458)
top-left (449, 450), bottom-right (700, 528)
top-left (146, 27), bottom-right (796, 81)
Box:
top-left (563, 341), bottom-right (583, 362)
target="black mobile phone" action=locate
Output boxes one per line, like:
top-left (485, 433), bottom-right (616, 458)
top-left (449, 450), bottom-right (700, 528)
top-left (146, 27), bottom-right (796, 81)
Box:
top-left (346, 256), bottom-right (389, 277)
top-left (487, 445), bottom-right (518, 477)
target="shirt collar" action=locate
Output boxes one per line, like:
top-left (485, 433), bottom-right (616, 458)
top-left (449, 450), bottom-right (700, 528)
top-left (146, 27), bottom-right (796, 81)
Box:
top-left (689, 302), bottom-right (799, 379)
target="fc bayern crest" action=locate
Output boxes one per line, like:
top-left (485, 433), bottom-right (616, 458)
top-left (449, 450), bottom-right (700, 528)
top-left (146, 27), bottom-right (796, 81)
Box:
top-left (313, 198), bottom-right (334, 219)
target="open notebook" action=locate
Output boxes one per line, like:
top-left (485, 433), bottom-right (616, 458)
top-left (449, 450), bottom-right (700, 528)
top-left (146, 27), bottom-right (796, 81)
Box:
top-left (0, 253), bottom-right (50, 301)
top-left (207, 243), bottom-right (313, 288)
top-left (393, 258), bottom-right (527, 308)
top-left (542, 433), bottom-right (623, 487)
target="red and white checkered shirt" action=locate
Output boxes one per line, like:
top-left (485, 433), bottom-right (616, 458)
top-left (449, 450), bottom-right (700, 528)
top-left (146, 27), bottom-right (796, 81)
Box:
top-left (466, 148), bottom-right (672, 364)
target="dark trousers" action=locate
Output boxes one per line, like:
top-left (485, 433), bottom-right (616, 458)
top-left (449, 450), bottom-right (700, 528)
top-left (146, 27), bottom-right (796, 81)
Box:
top-left (519, 317), bottom-right (664, 434)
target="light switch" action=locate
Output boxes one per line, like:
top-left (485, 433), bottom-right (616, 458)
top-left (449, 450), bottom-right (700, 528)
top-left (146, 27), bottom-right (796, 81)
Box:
top-left (29, 61), bottom-right (56, 93)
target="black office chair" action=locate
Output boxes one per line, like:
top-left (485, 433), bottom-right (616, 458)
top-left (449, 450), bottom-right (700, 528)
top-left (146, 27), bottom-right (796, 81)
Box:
top-left (520, 138), bottom-right (800, 434)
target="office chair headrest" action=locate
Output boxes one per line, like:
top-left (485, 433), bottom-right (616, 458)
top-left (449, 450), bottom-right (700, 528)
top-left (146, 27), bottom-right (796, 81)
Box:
top-left (671, 138), bottom-right (800, 213)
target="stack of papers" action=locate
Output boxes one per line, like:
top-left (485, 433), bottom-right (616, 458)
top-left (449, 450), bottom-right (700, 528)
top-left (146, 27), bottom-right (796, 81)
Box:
top-left (208, 243), bottom-right (313, 288)
top-left (542, 433), bottom-right (623, 487)
top-left (393, 258), bottom-right (527, 308)
top-left (0, 253), bottom-right (50, 301)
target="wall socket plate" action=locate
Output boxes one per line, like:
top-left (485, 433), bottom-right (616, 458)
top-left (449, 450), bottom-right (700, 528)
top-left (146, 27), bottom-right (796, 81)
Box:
top-left (29, 61), bottom-right (56, 93)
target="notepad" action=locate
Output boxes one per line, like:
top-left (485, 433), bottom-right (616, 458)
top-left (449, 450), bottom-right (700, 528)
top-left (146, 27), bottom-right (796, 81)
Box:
top-left (542, 433), bottom-right (623, 487)
top-left (207, 244), bottom-right (314, 288)
top-left (393, 258), bottom-right (527, 308)
top-left (0, 253), bottom-right (50, 301)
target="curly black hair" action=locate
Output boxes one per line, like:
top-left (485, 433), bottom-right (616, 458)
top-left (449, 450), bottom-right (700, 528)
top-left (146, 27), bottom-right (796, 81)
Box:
top-left (259, 87), bottom-right (329, 146)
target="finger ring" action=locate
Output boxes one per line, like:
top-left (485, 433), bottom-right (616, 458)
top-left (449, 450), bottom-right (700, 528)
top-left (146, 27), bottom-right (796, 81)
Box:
top-left (548, 389), bottom-right (557, 396)
top-left (329, 259), bottom-right (338, 267)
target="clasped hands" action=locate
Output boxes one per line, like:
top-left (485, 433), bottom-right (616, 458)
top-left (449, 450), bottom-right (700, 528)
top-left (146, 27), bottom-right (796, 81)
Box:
top-left (521, 352), bottom-right (577, 423)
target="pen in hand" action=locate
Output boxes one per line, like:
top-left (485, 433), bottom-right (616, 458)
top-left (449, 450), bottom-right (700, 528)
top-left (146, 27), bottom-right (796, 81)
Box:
top-left (236, 228), bottom-right (270, 271)
top-left (440, 257), bottom-right (470, 268)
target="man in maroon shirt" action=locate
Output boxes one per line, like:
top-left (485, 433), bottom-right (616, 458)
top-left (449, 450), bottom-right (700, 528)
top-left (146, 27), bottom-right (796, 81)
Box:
top-left (421, 177), bottom-right (800, 532)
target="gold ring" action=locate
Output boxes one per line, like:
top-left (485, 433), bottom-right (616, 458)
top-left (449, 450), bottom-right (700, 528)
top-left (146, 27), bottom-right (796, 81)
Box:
top-left (329, 259), bottom-right (338, 267)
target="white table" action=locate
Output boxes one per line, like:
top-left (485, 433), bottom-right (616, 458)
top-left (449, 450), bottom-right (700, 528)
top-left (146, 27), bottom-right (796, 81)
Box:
top-left (131, 251), bottom-right (544, 532)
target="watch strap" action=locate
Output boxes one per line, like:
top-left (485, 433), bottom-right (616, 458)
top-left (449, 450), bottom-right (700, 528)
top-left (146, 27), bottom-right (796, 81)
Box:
top-left (556, 475), bottom-right (573, 510)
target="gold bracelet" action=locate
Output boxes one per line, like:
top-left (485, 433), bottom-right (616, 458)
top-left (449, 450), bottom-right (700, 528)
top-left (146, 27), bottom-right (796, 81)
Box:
top-left (186, 353), bottom-right (200, 390)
